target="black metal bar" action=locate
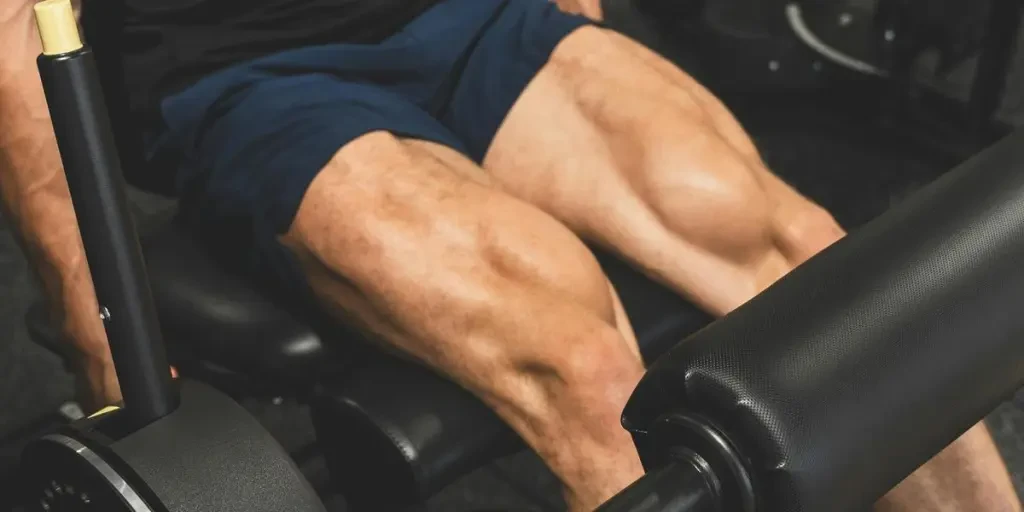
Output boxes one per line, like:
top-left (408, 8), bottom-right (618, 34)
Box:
top-left (596, 459), bottom-right (722, 512)
top-left (968, 0), bottom-right (1022, 131)
top-left (37, 46), bottom-right (178, 428)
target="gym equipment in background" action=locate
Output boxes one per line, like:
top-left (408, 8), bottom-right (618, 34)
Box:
top-left (631, 0), bottom-right (1019, 166)
top-left (786, 0), bottom-right (1018, 162)
top-left (17, 2), bottom-right (326, 510)
top-left (630, 0), bottom-right (835, 92)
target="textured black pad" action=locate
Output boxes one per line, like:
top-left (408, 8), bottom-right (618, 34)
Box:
top-left (112, 381), bottom-right (326, 512)
top-left (624, 130), bottom-right (1024, 511)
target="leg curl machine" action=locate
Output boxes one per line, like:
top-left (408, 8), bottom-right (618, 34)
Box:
top-left (17, 0), bottom-right (1024, 510)
top-left (19, 2), bottom-right (325, 510)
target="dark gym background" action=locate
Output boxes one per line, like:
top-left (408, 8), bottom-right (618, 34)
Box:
top-left (3, 0), bottom-right (1024, 510)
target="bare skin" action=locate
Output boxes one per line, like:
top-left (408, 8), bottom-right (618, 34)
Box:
top-left (0, 0), bottom-right (1018, 510)
top-left (553, 0), bottom-right (603, 20)
top-left (879, 424), bottom-right (1021, 512)
top-left (0, 0), bottom-right (118, 411)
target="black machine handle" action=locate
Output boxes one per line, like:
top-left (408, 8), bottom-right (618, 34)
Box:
top-left (613, 127), bottom-right (1024, 511)
top-left (33, 0), bottom-right (178, 427)
top-left (596, 458), bottom-right (721, 512)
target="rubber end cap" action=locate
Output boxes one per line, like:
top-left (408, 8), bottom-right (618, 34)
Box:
top-left (34, 0), bottom-right (83, 56)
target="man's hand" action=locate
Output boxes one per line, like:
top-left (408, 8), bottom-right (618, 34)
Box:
top-left (74, 357), bottom-right (178, 411)
top-left (75, 355), bottom-right (122, 411)
top-left (1, 0), bottom-right (119, 412)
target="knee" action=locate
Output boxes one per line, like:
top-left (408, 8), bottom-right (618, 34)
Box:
top-left (555, 333), bottom-right (645, 405)
top-left (456, 232), bottom-right (642, 430)
top-left (506, 324), bottom-right (644, 424)
top-left (469, 215), bottom-right (641, 414)
top-left (478, 228), bottom-right (642, 420)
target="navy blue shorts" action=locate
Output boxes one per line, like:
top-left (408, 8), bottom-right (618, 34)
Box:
top-left (147, 0), bottom-right (591, 295)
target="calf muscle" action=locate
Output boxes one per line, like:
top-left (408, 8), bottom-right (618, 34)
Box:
top-left (282, 133), bottom-right (645, 510)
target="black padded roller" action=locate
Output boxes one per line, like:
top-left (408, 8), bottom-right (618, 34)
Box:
top-left (623, 129), bottom-right (1024, 511)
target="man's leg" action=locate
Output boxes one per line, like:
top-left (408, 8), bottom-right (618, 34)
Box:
top-left (485, 25), bottom-right (842, 316)
top-left (877, 424), bottom-right (1020, 512)
top-left (279, 132), bottom-right (644, 511)
top-left (482, 24), bottom-right (1020, 510)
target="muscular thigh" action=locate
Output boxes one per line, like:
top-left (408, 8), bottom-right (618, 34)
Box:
top-left (279, 132), bottom-right (637, 377)
top-left (484, 26), bottom-right (841, 313)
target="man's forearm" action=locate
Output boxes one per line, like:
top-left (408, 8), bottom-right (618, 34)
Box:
top-left (0, 0), bottom-right (110, 364)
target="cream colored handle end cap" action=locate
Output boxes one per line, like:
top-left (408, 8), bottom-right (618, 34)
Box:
top-left (34, 0), bottom-right (83, 56)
